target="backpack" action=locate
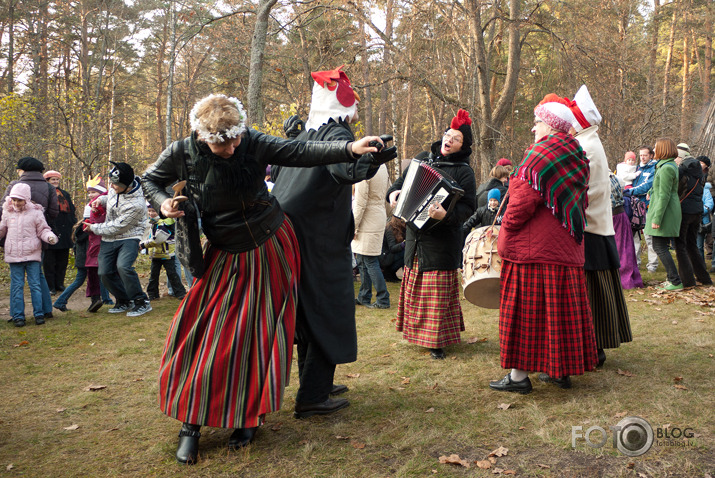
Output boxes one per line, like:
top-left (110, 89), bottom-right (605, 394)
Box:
top-left (628, 196), bottom-right (647, 232)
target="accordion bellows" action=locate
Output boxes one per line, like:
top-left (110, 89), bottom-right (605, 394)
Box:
top-left (393, 159), bottom-right (464, 230)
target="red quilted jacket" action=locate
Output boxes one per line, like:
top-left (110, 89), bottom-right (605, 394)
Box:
top-left (497, 177), bottom-right (584, 267)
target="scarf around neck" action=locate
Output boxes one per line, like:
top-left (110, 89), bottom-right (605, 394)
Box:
top-left (514, 132), bottom-right (590, 243)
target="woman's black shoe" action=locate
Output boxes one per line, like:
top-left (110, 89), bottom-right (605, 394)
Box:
top-left (489, 374), bottom-right (533, 394)
top-left (228, 427), bottom-right (258, 449)
top-left (538, 373), bottom-right (572, 389)
top-left (597, 349), bottom-right (606, 368)
top-left (176, 423), bottom-right (201, 464)
top-left (429, 348), bottom-right (446, 359)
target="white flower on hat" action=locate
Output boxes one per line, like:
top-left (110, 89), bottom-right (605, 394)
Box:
top-left (189, 94), bottom-right (247, 144)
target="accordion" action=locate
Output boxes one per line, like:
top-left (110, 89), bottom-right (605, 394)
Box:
top-left (393, 159), bottom-right (464, 229)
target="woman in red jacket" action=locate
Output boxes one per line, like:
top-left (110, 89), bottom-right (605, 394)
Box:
top-left (488, 95), bottom-right (598, 394)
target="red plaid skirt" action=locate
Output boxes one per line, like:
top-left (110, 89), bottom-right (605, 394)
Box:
top-left (395, 256), bottom-right (464, 348)
top-left (499, 260), bottom-right (598, 377)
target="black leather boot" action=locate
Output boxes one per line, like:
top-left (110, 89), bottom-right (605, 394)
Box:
top-left (228, 427), bottom-right (258, 449)
top-left (176, 423), bottom-right (201, 464)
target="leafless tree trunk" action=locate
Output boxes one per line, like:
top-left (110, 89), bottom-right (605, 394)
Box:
top-left (680, 17), bottom-right (691, 141)
top-left (246, 0), bottom-right (278, 126)
top-left (379, 0), bottom-right (394, 134)
top-left (648, 0), bottom-right (660, 96)
top-left (662, 1), bottom-right (678, 109)
top-left (165, 0), bottom-right (177, 146)
top-left (359, 16), bottom-right (373, 136)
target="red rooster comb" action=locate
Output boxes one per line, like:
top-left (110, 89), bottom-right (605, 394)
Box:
top-left (450, 109), bottom-right (472, 129)
top-left (310, 65), bottom-right (360, 107)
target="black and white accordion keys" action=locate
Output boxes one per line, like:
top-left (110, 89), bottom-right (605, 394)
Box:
top-left (393, 159), bottom-right (464, 230)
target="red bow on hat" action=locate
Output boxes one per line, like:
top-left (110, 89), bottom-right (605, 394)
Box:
top-left (311, 65), bottom-right (360, 108)
top-left (538, 93), bottom-right (589, 129)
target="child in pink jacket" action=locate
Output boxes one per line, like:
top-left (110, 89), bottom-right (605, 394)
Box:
top-left (0, 183), bottom-right (58, 326)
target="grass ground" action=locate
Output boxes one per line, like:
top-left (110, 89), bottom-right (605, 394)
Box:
top-left (0, 255), bottom-right (712, 477)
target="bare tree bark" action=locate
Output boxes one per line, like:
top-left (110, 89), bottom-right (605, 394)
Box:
top-left (7, 0), bottom-right (14, 93)
top-left (379, 0), bottom-right (394, 134)
top-left (165, 0), bottom-right (177, 146)
top-left (704, 2), bottom-right (713, 100)
top-left (662, 1), bottom-right (678, 109)
top-left (680, 11), bottom-right (691, 141)
top-left (246, 0), bottom-right (278, 126)
top-left (359, 15), bottom-right (373, 136)
top-left (648, 0), bottom-right (661, 96)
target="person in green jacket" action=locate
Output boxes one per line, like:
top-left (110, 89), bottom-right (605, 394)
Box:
top-left (645, 137), bottom-right (683, 290)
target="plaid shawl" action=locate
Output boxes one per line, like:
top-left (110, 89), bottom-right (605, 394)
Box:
top-left (514, 132), bottom-right (590, 243)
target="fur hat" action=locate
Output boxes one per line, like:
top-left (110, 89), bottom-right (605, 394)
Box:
top-left (108, 162), bottom-right (134, 188)
top-left (86, 174), bottom-right (107, 194)
top-left (189, 94), bottom-right (247, 144)
top-left (569, 85), bottom-right (602, 132)
top-left (534, 95), bottom-right (576, 133)
top-left (487, 188), bottom-right (501, 202)
top-left (305, 65), bottom-right (360, 131)
top-left (17, 156), bottom-right (45, 172)
top-left (43, 170), bottom-right (62, 180)
top-left (697, 155), bottom-right (711, 168)
top-left (449, 109), bottom-right (473, 148)
top-left (8, 183), bottom-right (32, 201)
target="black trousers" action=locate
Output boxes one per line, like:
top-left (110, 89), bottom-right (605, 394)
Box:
top-left (147, 258), bottom-right (186, 299)
top-left (43, 248), bottom-right (70, 291)
top-left (295, 323), bottom-right (335, 405)
top-left (675, 213), bottom-right (713, 287)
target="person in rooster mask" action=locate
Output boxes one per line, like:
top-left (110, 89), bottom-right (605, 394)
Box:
top-left (272, 65), bottom-right (397, 420)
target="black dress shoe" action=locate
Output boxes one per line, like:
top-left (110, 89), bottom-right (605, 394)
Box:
top-left (228, 426), bottom-right (258, 449)
top-left (429, 348), bottom-right (446, 359)
top-left (330, 384), bottom-right (349, 396)
top-left (176, 423), bottom-right (201, 464)
top-left (35, 316), bottom-right (45, 325)
top-left (54, 305), bottom-right (69, 312)
top-left (538, 373), bottom-right (572, 389)
top-left (294, 397), bottom-right (350, 419)
top-left (597, 349), bottom-right (606, 368)
top-left (489, 374), bottom-right (533, 394)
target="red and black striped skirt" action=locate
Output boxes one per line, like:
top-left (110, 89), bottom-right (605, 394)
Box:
top-left (395, 256), bottom-right (464, 348)
top-left (499, 260), bottom-right (598, 377)
top-left (158, 220), bottom-right (300, 428)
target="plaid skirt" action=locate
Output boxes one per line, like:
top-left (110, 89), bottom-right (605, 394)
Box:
top-left (395, 256), bottom-right (464, 348)
top-left (158, 220), bottom-right (300, 429)
top-left (585, 268), bottom-right (633, 349)
top-left (499, 260), bottom-right (598, 377)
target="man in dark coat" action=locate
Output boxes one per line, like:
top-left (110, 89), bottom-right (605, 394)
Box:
top-left (271, 66), bottom-right (395, 418)
top-left (1, 157), bottom-right (59, 320)
top-left (43, 170), bottom-right (77, 293)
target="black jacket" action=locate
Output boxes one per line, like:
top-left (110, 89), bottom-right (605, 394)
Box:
top-left (463, 204), bottom-right (502, 233)
top-left (379, 224), bottom-right (404, 268)
top-left (49, 187), bottom-right (77, 249)
top-left (387, 140), bottom-right (477, 271)
top-left (142, 129), bottom-right (357, 254)
top-left (73, 226), bottom-right (89, 269)
top-left (271, 119), bottom-right (380, 365)
top-left (678, 157), bottom-right (704, 215)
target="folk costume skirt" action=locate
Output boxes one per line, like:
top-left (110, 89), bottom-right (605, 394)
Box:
top-left (499, 260), bottom-right (598, 378)
top-left (612, 212), bottom-right (643, 290)
top-left (395, 256), bottom-right (464, 348)
top-left (158, 220), bottom-right (300, 429)
top-left (584, 232), bottom-right (633, 349)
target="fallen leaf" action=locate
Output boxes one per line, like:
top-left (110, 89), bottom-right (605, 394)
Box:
top-left (476, 460), bottom-right (492, 469)
top-left (351, 441), bottom-right (366, 449)
top-left (346, 373), bottom-right (360, 378)
top-left (672, 320), bottom-right (678, 325)
top-left (84, 385), bottom-right (107, 391)
top-left (537, 464), bottom-right (551, 469)
top-left (439, 454), bottom-right (470, 468)
top-left (489, 446), bottom-right (509, 457)
top-left (299, 439), bottom-right (309, 445)
top-left (497, 403), bottom-right (511, 410)
top-left (432, 470), bottom-right (437, 474)
top-left (335, 435), bottom-right (350, 440)
top-left (450, 356), bottom-right (457, 360)
top-left (132, 378), bottom-right (144, 382)
top-left (138, 338), bottom-right (146, 342)
top-left (654, 307), bottom-right (662, 311)
top-left (627, 462), bottom-right (635, 469)
top-left (492, 468), bottom-right (504, 474)
top-left (271, 422), bottom-right (282, 431)
top-left (56, 408), bottom-right (66, 413)
top-left (431, 382), bottom-right (439, 390)
top-left (425, 407), bottom-right (435, 413)
top-left (13, 340), bottom-right (30, 347)
top-left (105, 427), bottom-right (119, 432)
top-left (674, 384), bottom-right (688, 390)
top-left (673, 376), bottom-right (683, 383)
top-left (614, 411), bottom-right (627, 418)
top-left (617, 369), bottom-right (635, 377)
top-left (389, 386), bottom-right (405, 391)
top-left (6, 464), bottom-right (13, 471)
top-left (64, 424), bottom-right (79, 431)
top-left (638, 473), bottom-right (648, 478)
top-left (381, 354), bottom-right (391, 357)
top-left (489, 457), bottom-right (497, 464)
top-left (467, 337), bottom-right (479, 344)
top-left (518, 426), bottom-right (526, 431)
top-left (386, 370), bottom-right (397, 374)
top-left (710, 354), bottom-right (714, 358)
top-left (503, 471), bottom-right (516, 475)
top-left (401, 377), bottom-right (411, 384)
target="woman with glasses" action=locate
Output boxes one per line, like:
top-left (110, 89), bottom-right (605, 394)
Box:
top-left (387, 109), bottom-right (477, 360)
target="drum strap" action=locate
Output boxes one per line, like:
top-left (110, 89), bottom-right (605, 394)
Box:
top-left (491, 190), bottom-right (509, 228)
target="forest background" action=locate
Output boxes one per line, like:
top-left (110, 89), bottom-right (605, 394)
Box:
top-left (1, 0), bottom-right (714, 197)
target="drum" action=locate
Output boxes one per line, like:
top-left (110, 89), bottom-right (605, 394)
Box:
top-left (462, 225), bottom-right (502, 309)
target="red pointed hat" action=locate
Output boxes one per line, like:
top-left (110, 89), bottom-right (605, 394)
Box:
top-left (449, 109), bottom-right (473, 148)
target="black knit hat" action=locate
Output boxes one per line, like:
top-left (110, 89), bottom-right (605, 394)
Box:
top-left (17, 156), bottom-right (45, 172)
top-left (449, 109), bottom-right (473, 148)
top-left (697, 155), bottom-right (711, 168)
top-left (109, 161), bottom-right (135, 188)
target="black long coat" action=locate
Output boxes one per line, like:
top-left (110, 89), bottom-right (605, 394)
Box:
top-left (49, 187), bottom-right (77, 249)
top-left (271, 119), bottom-right (379, 364)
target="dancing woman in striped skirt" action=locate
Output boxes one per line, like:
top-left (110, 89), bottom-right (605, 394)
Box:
top-left (142, 94), bottom-right (389, 464)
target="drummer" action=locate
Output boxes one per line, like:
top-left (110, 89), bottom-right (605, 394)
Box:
top-left (387, 109), bottom-right (477, 360)
top-left (463, 188), bottom-right (503, 236)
